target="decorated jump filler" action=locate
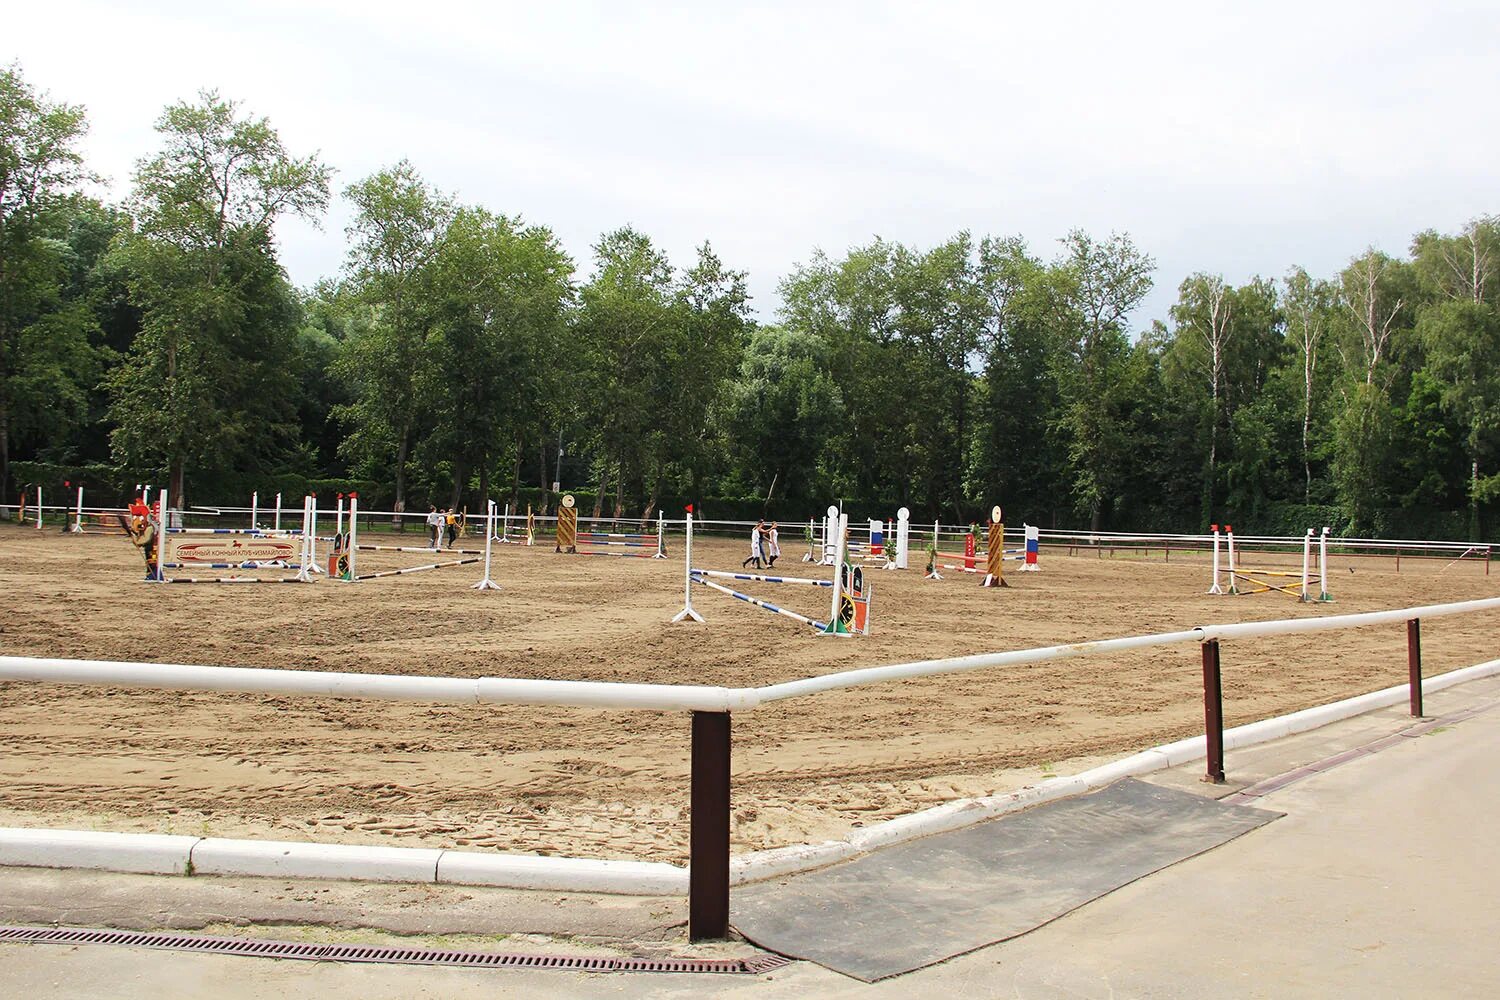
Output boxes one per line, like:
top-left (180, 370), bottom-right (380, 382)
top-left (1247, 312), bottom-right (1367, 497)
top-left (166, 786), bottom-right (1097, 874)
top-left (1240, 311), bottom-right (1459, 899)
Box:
top-left (982, 506), bottom-right (1009, 588)
top-left (555, 493), bottom-right (578, 553)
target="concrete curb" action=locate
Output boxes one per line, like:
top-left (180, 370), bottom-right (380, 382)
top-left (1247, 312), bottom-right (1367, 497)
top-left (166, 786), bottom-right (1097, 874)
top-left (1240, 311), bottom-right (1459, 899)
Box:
top-left (1, 660), bottom-right (1495, 893)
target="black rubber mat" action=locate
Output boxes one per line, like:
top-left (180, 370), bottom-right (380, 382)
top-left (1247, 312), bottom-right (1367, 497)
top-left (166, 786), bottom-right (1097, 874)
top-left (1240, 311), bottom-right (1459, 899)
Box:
top-left (732, 778), bottom-right (1281, 981)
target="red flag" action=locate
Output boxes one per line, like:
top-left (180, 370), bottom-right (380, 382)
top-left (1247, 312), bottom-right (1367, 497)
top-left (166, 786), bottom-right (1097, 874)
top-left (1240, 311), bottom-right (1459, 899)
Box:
top-left (685, 503), bottom-right (694, 514)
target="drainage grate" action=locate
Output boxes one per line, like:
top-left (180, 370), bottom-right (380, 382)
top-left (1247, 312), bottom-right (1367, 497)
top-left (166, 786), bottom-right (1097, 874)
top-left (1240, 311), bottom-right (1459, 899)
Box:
top-left (0, 925), bottom-right (791, 975)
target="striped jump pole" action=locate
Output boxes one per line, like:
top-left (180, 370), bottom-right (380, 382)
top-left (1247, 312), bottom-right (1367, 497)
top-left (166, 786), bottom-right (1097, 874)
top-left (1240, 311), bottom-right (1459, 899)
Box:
top-left (691, 575), bottom-right (826, 631)
top-left (164, 576), bottom-right (308, 584)
top-left (355, 543), bottom-right (484, 555)
top-left (355, 557), bottom-right (480, 581)
top-left (472, 500), bottom-right (501, 591)
top-left (691, 569), bottom-right (833, 587)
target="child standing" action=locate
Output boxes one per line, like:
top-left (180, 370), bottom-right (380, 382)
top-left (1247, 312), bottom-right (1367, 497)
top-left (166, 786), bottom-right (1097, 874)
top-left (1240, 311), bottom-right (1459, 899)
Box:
top-left (742, 518), bottom-right (765, 569)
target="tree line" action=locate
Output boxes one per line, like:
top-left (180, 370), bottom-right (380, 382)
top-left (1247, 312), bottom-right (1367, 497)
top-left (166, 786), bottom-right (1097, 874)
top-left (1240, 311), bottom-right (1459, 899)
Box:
top-left (4, 66), bottom-right (1497, 538)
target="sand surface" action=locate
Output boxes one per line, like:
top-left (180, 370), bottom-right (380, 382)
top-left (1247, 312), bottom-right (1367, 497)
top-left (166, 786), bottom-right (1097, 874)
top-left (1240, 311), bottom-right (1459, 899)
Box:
top-left (1, 521), bottom-right (1495, 863)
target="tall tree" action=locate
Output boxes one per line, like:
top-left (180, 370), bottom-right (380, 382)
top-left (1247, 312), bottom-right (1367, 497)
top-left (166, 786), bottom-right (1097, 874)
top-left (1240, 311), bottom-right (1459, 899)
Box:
top-left (333, 162), bottom-right (454, 519)
top-left (106, 91), bottom-right (330, 504)
top-left (1051, 230), bottom-right (1155, 529)
top-left (1283, 268), bottom-right (1337, 499)
top-left (0, 64), bottom-right (93, 499)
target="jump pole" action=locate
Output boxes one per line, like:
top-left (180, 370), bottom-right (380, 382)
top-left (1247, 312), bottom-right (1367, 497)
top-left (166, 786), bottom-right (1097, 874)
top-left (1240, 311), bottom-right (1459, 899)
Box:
top-left (818, 512), bottom-right (850, 638)
top-left (1225, 525), bottom-right (1238, 595)
top-left (35, 485), bottom-right (42, 529)
top-left (335, 494), bottom-right (344, 537)
top-left (672, 511), bottom-right (706, 623)
top-left (1300, 529), bottom-right (1313, 601)
top-left (150, 486), bottom-right (170, 582)
top-left (250, 491), bottom-right (258, 530)
top-left (295, 495), bottom-right (315, 583)
top-left (472, 500), bottom-right (501, 591)
top-left (72, 484), bottom-right (84, 533)
top-left (1319, 527), bottom-right (1333, 602)
top-left (1207, 524), bottom-right (1223, 595)
top-left (691, 576), bottom-right (827, 630)
top-left (655, 512), bottom-right (667, 558)
top-left (273, 492), bottom-right (282, 533)
top-left (346, 495), bottom-right (359, 581)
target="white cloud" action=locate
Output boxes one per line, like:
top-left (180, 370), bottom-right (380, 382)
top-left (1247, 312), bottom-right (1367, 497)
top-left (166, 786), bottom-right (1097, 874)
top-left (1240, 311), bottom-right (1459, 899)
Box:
top-left (10, 1), bottom-right (1498, 324)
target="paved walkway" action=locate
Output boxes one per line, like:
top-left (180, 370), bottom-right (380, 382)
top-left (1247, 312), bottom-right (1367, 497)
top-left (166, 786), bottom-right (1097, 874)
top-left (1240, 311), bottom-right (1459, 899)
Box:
top-left (4, 675), bottom-right (1498, 998)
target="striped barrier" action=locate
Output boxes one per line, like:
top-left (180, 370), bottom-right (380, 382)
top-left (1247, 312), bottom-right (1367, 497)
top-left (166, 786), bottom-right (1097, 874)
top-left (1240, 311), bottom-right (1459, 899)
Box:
top-left (571, 513), bottom-right (667, 559)
top-left (691, 569), bottom-right (833, 587)
top-left (690, 575), bottom-right (828, 631)
top-left (334, 495), bottom-right (499, 590)
top-left (356, 557), bottom-right (480, 581)
top-left (675, 509), bottom-right (870, 636)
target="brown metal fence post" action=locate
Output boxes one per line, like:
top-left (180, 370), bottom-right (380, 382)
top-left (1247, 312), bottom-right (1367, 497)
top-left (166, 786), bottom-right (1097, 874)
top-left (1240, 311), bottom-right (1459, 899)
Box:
top-left (1407, 618), bottom-right (1423, 718)
top-left (1202, 639), bottom-right (1225, 784)
top-left (689, 711), bottom-right (731, 941)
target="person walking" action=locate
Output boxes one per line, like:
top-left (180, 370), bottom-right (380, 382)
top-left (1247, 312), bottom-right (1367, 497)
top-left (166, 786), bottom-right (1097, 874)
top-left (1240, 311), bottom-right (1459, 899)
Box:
top-left (445, 509), bottom-right (459, 549)
top-left (425, 505), bottom-right (442, 548)
top-left (765, 521), bottom-right (781, 568)
top-left (742, 518), bottom-right (765, 569)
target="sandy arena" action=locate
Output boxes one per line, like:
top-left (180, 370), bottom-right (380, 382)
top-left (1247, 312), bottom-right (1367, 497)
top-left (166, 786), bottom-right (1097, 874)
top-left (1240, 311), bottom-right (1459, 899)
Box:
top-left (1, 522), bottom-right (1495, 864)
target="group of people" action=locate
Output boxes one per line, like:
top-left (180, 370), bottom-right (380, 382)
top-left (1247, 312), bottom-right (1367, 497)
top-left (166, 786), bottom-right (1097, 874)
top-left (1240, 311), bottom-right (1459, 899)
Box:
top-left (425, 505), bottom-right (462, 549)
top-left (742, 518), bottom-right (781, 569)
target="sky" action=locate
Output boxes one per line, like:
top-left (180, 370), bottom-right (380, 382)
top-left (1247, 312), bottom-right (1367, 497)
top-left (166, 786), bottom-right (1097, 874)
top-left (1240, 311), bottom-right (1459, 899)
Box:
top-left (10, 1), bottom-right (1500, 327)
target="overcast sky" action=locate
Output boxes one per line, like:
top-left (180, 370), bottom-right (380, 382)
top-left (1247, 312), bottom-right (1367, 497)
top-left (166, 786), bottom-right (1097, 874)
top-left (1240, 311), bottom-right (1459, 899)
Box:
top-left (11, 2), bottom-right (1499, 327)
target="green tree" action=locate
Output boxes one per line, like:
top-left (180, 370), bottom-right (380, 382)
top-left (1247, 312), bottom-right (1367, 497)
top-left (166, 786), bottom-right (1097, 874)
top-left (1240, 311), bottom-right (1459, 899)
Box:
top-left (0, 64), bottom-right (94, 499)
top-left (421, 206), bottom-right (574, 510)
top-left (1051, 230), bottom-right (1155, 529)
top-left (106, 90), bottom-right (330, 505)
top-left (1417, 299), bottom-right (1500, 534)
top-left (333, 161), bottom-right (454, 520)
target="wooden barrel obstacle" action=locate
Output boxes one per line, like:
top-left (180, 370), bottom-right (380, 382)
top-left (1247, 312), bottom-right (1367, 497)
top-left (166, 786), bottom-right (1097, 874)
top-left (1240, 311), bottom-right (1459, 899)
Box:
top-left (1208, 524), bottom-right (1332, 602)
top-left (674, 509), bottom-right (871, 635)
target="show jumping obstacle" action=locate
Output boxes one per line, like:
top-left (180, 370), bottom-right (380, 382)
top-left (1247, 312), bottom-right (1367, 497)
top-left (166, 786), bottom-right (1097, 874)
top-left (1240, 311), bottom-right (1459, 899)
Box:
top-left (801, 507), bottom-right (911, 570)
top-left (1208, 524), bottom-right (1332, 602)
top-left (925, 513), bottom-right (1040, 581)
top-left (676, 507), bottom-right (870, 635)
top-left (575, 512), bottom-right (667, 559)
top-left (140, 490), bottom-right (318, 584)
top-left (548, 493), bottom-right (664, 559)
top-left (332, 495), bottom-right (498, 588)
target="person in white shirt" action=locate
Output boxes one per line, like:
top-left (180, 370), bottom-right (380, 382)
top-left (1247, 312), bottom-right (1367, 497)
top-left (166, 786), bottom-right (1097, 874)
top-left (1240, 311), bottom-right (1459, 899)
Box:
top-left (765, 522), bottom-right (781, 567)
top-left (742, 519), bottom-right (765, 569)
top-left (425, 505), bottom-right (443, 548)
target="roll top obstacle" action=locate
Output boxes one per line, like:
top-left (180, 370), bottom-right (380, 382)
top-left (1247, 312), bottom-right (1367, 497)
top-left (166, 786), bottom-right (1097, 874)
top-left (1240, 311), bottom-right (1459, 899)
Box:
top-left (331, 495), bottom-right (499, 589)
top-left (676, 506), bottom-right (871, 635)
top-left (1208, 524), bottom-right (1332, 602)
